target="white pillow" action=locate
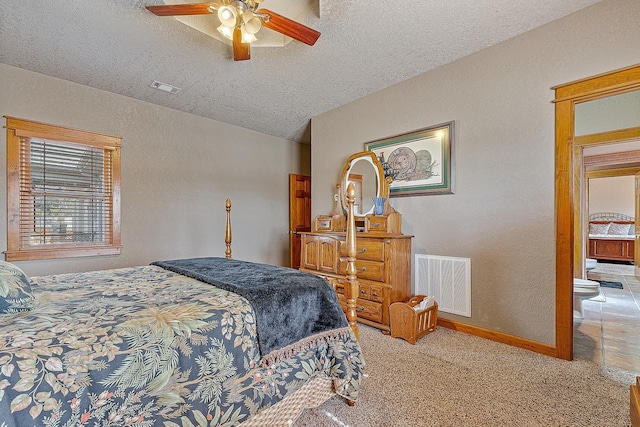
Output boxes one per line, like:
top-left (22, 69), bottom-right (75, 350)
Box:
top-left (608, 222), bottom-right (631, 236)
top-left (589, 222), bottom-right (610, 235)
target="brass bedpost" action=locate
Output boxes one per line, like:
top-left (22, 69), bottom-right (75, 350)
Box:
top-left (225, 198), bottom-right (232, 259)
top-left (345, 183), bottom-right (359, 340)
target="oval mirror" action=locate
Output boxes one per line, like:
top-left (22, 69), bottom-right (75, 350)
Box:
top-left (340, 152), bottom-right (384, 216)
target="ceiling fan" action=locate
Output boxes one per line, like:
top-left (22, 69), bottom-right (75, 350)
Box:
top-left (146, 1), bottom-right (321, 61)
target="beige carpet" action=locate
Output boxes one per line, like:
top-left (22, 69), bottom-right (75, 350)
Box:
top-left (295, 325), bottom-right (635, 426)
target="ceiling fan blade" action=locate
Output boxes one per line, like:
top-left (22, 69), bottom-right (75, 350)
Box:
top-left (257, 8), bottom-right (320, 46)
top-left (233, 27), bottom-right (251, 61)
top-left (145, 2), bottom-right (219, 16)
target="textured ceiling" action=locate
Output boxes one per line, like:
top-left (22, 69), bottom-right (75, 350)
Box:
top-left (0, 0), bottom-right (603, 143)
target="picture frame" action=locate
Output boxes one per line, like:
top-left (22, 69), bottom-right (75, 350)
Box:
top-left (365, 121), bottom-right (454, 197)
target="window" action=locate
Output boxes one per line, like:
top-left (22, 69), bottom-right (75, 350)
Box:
top-left (5, 117), bottom-right (121, 261)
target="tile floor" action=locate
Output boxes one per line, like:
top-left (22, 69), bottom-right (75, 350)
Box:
top-left (574, 262), bottom-right (640, 373)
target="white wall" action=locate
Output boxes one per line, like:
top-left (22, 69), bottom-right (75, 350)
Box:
top-left (0, 63), bottom-right (310, 276)
top-left (589, 176), bottom-right (635, 217)
top-left (310, 0), bottom-right (640, 345)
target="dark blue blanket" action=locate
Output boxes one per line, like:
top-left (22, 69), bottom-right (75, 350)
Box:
top-left (152, 257), bottom-right (348, 359)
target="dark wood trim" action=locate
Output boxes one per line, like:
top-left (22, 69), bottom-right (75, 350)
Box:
top-left (437, 318), bottom-right (556, 357)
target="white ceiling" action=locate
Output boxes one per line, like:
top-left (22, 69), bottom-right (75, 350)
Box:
top-left (0, 0), bottom-right (603, 143)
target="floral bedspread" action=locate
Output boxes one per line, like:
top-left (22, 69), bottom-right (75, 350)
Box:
top-left (0, 266), bottom-right (364, 427)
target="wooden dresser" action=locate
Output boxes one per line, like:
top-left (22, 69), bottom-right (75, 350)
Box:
top-left (299, 151), bottom-right (413, 333)
top-left (300, 230), bottom-right (411, 332)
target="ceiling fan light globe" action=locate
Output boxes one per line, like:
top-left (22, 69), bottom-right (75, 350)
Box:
top-left (240, 27), bottom-right (257, 43)
top-left (217, 24), bottom-right (234, 40)
top-left (244, 16), bottom-right (262, 34)
top-left (217, 6), bottom-right (237, 27)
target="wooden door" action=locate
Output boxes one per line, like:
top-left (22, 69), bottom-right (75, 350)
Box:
top-left (635, 172), bottom-right (640, 279)
top-left (289, 174), bottom-right (311, 269)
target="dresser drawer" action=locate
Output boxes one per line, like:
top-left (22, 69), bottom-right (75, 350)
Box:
top-left (358, 286), bottom-right (370, 299)
top-left (366, 216), bottom-right (388, 233)
top-left (328, 278), bottom-right (362, 298)
top-left (369, 284), bottom-right (384, 303)
top-left (315, 217), bottom-right (332, 231)
top-left (355, 299), bottom-right (383, 323)
top-left (356, 283), bottom-right (385, 302)
top-left (339, 259), bottom-right (385, 282)
top-left (340, 239), bottom-right (385, 262)
top-left (336, 295), bottom-right (383, 324)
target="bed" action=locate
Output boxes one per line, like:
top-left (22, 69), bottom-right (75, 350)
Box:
top-left (588, 212), bottom-right (635, 262)
top-left (0, 194), bottom-right (364, 426)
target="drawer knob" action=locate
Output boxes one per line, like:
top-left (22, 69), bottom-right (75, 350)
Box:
top-left (357, 248), bottom-right (367, 254)
top-left (357, 306), bottom-right (365, 312)
top-left (360, 289), bottom-right (366, 294)
top-left (357, 267), bottom-right (367, 273)
top-left (372, 292), bottom-right (378, 297)
top-left (372, 223), bottom-right (381, 228)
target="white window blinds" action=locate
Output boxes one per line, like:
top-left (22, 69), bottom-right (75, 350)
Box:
top-left (19, 138), bottom-right (113, 247)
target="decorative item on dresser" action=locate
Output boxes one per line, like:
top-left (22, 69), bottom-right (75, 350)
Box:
top-left (0, 198), bottom-right (364, 427)
top-left (587, 212), bottom-right (635, 262)
top-left (299, 151), bottom-right (413, 333)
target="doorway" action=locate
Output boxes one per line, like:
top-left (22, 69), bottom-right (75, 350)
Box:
top-left (574, 145), bottom-right (640, 370)
top-left (554, 64), bottom-right (640, 361)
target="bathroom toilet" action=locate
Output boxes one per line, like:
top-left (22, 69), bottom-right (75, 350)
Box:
top-left (586, 258), bottom-right (597, 271)
top-left (573, 278), bottom-right (600, 318)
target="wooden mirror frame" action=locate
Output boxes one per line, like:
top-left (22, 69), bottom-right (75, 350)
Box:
top-left (339, 151), bottom-right (389, 216)
top-left (553, 64), bottom-right (640, 361)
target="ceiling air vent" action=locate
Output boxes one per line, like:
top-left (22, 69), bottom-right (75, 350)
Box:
top-left (150, 80), bottom-right (181, 94)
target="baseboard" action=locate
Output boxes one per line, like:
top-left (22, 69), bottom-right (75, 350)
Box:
top-left (437, 318), bottom-right (557, 357)
top-left (631, 377), bottom-right (640, 427)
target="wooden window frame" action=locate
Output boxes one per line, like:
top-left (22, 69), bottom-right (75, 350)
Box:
top-left (4, 116), bottom-right (121, 261)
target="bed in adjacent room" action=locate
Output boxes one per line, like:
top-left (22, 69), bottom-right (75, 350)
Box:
top-left (0, 195), bottom-right (364, 426)
top-left (588, 212), bottom-right (635, 262)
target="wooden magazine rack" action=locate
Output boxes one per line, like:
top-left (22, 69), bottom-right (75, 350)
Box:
top-left (389, 295), bottom-right (438, 345)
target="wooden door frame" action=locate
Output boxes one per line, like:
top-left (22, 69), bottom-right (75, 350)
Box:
top-left (553, 64), bottom-right (640, 360)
